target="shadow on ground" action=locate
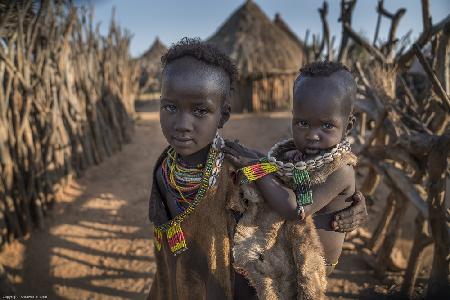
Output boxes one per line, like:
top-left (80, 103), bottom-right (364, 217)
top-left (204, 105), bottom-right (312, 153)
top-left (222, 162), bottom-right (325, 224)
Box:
top-left (1, 103), bottom-right (166, 299)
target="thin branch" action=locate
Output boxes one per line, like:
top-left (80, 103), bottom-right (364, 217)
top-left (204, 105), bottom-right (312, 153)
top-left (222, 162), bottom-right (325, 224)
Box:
top-left (383, 162), bottom-right (429, 218)
top-left (0, 49), bottom-right (31, 90)
top-left (413, 44), bottom-right (450, 111)
top-left (338, 0), bottom-right (357, 63)
top-left (373, 0), bottom-right (383, 46)
top-left (317, 1), bottom-right (330, 60)
top-left (397, 0), bottom-right (435, 68)
top-left (383, 7), bottom-right (406, 56)
top-left (344, 23), bottom-right (386, 64)
top-left (397, 74), bottom-right (419, 111)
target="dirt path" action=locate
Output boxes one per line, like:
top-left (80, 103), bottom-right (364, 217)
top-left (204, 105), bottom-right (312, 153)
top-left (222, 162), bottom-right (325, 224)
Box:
top-left (1, 102), bottom-right (394, 299)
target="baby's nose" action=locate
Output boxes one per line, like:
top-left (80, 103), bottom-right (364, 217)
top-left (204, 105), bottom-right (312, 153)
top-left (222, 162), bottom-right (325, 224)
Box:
top-left (306, 130), bottom-right (320, 141)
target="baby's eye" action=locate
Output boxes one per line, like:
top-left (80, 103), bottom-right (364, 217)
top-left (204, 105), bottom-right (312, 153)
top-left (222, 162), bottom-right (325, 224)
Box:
top-left (162, 104), bottom-right (176, 113)
top-left (193, 107), bottom-right (209, 117)
top-left (322, 123), bottom-right (334, 129)
top-left (297, 121), bottom-right (309, 128)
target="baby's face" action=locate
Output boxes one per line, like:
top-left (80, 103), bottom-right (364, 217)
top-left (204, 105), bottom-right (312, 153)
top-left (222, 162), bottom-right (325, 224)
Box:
top-left (160, 57), bottom-right (227, 158)
top-left (292, 75), bottom-right (351, 159)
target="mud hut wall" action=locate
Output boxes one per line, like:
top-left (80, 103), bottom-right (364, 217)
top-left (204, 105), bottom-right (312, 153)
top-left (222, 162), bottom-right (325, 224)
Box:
top-left (251, 73), bottom-right (296, 112)
top-left (231, 73), bottom-right (295, 113)
top-left (231, 77), bottom-right (253, 112)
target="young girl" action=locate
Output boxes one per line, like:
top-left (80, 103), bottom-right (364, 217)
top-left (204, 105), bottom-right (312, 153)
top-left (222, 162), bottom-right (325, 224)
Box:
top-left (148, 38), bottom-right (239, 299)
top-left (224, 61), bottom-right (361, 292)
top-left (148, 39), bottom-right (366, 299)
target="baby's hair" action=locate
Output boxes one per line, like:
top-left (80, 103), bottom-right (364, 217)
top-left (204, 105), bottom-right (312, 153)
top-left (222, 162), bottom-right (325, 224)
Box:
top-left (295, 61), bottom-right (356, 117)
top-left (161, 37), bottom-right (238, 91)
top-left (299, 61), bottom-right (350, 77)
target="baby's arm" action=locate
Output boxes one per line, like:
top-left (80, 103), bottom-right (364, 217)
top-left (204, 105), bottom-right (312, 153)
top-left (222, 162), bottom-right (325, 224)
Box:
top-left (223, 140), bottom-right (354, 220)
top-left (222, 140), bottom-right (298, 219)
top-left (253, 164), bottom-right (354, 220)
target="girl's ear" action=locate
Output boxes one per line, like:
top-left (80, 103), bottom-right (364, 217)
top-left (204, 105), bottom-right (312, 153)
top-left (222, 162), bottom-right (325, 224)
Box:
top-left (219, 102), bottom-right (231, 129)
top-left (345, 114), bottom-right (356, 135)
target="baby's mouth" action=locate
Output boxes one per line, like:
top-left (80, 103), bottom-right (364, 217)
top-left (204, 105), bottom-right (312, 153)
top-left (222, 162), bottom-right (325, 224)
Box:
top-left (304, 148), bottom-right (320, 155)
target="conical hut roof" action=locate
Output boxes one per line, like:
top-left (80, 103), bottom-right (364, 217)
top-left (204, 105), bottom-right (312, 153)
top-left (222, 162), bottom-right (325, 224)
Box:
top-left (273, 13), bottom-right (305, 51)
top-left (140, 37), bottom-right (167, 65)
top-left (138, 37), bottom-right (167, 92)
top-left (207, 0), bottom-right (304, 78)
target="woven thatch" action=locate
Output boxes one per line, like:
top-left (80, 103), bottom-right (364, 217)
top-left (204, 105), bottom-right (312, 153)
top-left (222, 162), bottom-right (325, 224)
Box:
top-left (273, 13), bottom-right (305, 55)
top-left (138, 37), bottom-right (167, 92)
top-left (140, 37), bottom-right (167, 65)
top-left (207, 0), bottom-right (304, 78)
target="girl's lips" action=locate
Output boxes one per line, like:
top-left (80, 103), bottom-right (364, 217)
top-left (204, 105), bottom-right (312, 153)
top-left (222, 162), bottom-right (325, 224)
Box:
top-left (172, 136), bottom-right (194, 147)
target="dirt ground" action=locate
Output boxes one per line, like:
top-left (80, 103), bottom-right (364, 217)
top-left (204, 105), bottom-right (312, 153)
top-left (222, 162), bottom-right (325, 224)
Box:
top-left (0, 100), bottom-right (429, 299)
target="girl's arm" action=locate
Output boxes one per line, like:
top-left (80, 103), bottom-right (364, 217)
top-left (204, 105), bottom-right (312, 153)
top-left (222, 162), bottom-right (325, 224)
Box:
top-left (332, 191), bottom-right (367, 232)
top-left (223, 140), bottom-right (353, 220)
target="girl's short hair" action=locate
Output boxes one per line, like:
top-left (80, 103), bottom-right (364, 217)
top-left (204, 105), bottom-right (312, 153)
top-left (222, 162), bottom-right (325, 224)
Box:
top-left (162, 37), bottom-right (238, 91)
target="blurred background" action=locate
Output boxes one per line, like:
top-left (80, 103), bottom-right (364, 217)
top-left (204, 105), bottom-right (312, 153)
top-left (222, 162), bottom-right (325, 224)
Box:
top-left (0, 0), bottom-right (449, 299)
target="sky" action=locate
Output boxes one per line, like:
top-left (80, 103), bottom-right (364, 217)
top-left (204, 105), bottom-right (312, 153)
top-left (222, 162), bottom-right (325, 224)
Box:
top-left (74, 0), bottom-right (450, 58)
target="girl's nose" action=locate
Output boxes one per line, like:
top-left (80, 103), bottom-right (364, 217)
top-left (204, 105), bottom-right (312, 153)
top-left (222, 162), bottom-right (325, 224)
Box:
top-left (174, 113), bottom-right (193, 133)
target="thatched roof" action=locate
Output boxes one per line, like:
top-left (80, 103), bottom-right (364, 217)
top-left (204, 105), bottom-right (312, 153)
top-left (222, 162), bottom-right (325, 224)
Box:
top-left (138, 37), bottom-right (167, 91)
top-left (139, 37), bottom-right (167, 65)
top-left (207, 0), bottom-right (304, 78)
top-left (273, 13), bottom-right (305, 51)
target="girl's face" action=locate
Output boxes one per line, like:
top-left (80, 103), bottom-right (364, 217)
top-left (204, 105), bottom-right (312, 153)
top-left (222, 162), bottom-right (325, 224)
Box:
top-left (160, 57), bottom-right (229, 163)
top-left (292, 75), bottom-right (353, 159)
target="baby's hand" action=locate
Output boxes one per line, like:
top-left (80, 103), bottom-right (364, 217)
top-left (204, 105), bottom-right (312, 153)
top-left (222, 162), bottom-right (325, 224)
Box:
top-left (223, 139), bottom-right (264, 169)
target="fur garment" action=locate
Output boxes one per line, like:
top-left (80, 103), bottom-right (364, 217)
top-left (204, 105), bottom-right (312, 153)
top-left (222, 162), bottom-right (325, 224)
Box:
top-left (233, 149), bottom-right (357, 300)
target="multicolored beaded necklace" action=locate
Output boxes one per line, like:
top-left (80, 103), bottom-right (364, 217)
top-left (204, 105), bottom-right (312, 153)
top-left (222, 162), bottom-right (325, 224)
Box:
top-left (161, 148), bottom-right (205, 212)
top-left (154, 133), bottom-right (224, 256)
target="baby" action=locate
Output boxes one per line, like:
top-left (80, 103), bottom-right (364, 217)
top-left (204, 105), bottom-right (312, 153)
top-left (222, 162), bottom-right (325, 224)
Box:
top-left (225, 61), bottom-right (359, 282)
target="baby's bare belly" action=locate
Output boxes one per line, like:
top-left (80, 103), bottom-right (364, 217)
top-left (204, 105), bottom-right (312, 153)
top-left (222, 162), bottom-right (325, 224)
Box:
top-left (313, 193), bottom-right (353, 265)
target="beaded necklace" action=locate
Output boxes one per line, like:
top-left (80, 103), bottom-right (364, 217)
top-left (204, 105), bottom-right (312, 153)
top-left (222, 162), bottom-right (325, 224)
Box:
top-left (155, 133), bottom-right (224, 255)
top-left (161, 149), bottom-right (205, 211)
top-left (267, 137), bottom-right (352, 216)
top-left (267, 137), bottom-right (351, 175)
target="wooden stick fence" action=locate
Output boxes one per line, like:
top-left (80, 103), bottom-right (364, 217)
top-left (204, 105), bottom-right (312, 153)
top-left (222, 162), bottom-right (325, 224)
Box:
top-left (306, 0), bottom-right (449, 297)
top-left (0, 1), bottom-right (139, 248)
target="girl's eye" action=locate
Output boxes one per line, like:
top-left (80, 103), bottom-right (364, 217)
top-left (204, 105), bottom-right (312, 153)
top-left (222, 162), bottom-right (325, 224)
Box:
top-left (162, 104), bottom-right (176, 113)
top-left (297, 121), bottom-right (309, 128)
top-left (322, 123), bottom-right (334, 129)
top-left (193, 108), bottom-right (208, 116)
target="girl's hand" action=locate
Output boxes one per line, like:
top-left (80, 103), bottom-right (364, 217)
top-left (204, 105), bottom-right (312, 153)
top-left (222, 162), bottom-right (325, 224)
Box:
top-left (222, 139), bottom-right (265, 169)
top-left (332, 191), bottom-right (368, 232)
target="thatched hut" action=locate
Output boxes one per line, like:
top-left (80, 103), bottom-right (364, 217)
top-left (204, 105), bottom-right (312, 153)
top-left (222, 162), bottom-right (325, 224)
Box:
top-left (207, 0), bottom-right (305, 112)
top-left (138, 37), bottom-right (167, 93)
